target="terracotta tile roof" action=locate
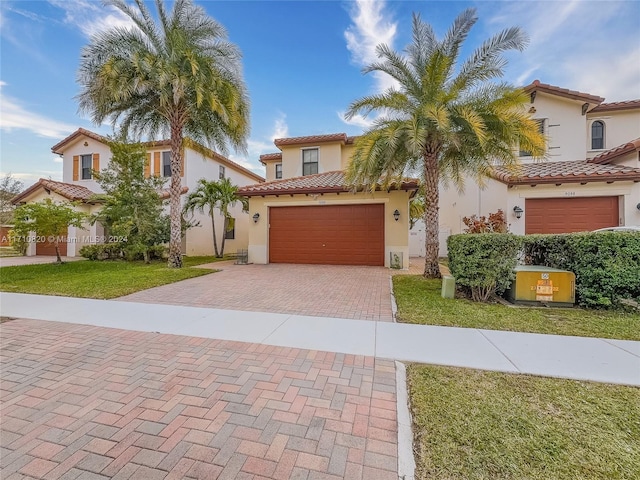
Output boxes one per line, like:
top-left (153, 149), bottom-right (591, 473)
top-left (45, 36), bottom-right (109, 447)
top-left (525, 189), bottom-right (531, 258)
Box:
top-left (51, 128), bottom-right (108, 154)
top-left (523, 80), bottom-right (604, 104)
top-left (491, 160), bottom-right (640, 185)
top-left (238, 170), bottom-right (419, 196)
top-left (259, 152), bottom-right (282, 164)
top-left (12, 178), bottom-right (98, 204)
top-left (274, 133), bottom-right (350, 147)
top-left (589, 138), bottom-right (640, 165)
top-left (590, 100), bottom-right (640, 113)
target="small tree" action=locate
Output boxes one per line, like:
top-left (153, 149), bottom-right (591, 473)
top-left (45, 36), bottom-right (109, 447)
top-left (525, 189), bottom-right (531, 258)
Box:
top-left (12, 199), bottom-right (86, 263)
top-left (216, 178), bottom-right (248, 256)
top-left (0, 173), bottom-right (24, 225)
top-left (93, 141), bottom-right (169, 263)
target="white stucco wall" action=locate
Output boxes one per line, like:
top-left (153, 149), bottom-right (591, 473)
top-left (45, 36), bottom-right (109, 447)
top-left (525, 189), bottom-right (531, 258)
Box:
top-left (61, 138), bottom-right (112, 193)
top-left (586, 109), bottom-right (640, 157)
top-left (280, 143), bottom-right (344, 178)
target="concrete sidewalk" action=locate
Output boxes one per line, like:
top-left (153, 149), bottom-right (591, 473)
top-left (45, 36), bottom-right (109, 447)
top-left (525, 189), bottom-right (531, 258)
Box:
top-left (1, 292), bottom-right (638, 386)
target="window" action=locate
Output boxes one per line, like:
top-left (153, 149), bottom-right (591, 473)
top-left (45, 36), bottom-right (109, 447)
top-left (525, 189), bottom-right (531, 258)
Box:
top-left (162, 151), bottom-right (171, 177)
top-left (591, 121), bottom-right (605, 150)
top-left (302, 148), bottom-right (319, 175)
top-left (519, 119), bottom-right (545, 157)
top-left (275, 163), bottom-right (282, 179)
top-left (224, 219), bottom-right (235, 239)
top-left (81, 154), bottom-right (92, 179)
top-left (219, 165), bottom-right (226, 179)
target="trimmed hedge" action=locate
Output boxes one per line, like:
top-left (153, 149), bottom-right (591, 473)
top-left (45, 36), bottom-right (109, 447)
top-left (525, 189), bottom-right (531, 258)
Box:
top-left (79, 243), bottom-right (167, 262)
top-left (447, 233), bottom-right (522, 302)
top-left (523, 232), bottom-right (640, 309)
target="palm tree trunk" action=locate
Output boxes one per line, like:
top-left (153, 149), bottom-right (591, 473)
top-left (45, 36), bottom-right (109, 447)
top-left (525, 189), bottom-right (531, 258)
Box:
top-left (210, 211), bottom-right (220, 257)
top-left (167, 117), bottom-right (184, 268)
top-left (220, 216), bottom-right (227, 257)
top-left (423, 151), bottom-right (441, 278)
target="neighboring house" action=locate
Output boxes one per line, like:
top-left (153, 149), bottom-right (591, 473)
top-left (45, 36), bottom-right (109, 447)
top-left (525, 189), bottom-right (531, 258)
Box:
top-left (436, 80), bottom-right (640, 251)
top-left (12, 128), bottom-right (264, 256)
top-left (238, 134), bottom-right (418, 268)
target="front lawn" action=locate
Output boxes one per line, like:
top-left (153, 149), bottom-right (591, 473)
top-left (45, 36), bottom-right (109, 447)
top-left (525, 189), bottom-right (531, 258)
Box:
top-left (0, 256), bottom-right (228, 299)
top-left (393, 275), bottom-right (640, 340)
top-left (408, 365), bottom-right (640, 480)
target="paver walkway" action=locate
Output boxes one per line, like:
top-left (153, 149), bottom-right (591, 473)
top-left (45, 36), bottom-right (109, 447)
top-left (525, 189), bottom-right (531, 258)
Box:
top-left (120, 263), bottom-right (394, 322)
top-left (1, 319), bottom-right (398, 480)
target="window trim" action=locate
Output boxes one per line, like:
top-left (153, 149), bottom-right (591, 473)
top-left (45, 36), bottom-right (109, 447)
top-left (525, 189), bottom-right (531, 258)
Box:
top-left (81, 154), bottom-right (93, 180)
top-left (162, 151), bottom-right (171, 177)
top-left (275, 163), bottom-right (282, 179)
top-left (591, 120), bottom-right (605, 150)
top-left (302, 147), bottom-right (319, 176)
top-left (219, 165), bottom-right (226, 179)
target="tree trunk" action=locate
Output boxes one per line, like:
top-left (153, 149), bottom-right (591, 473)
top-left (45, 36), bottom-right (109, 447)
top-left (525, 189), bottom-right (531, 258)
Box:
top-left (220, 216), bottom-right (227, 257)
top-left (54, 240), bottom-right (62, 264)
top-left (167, 118), bottom-right (184, 268)
top-left (210, 211), bottom-right (220, 257)
top-left (423, 150), bottom-right (441, 278)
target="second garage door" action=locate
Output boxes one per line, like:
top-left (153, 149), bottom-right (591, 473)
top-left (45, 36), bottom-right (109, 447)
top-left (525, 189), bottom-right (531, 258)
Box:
top-left (269, 204), bottom-right (384, 266)
top-left (525, 196), bottom-right (619, 234)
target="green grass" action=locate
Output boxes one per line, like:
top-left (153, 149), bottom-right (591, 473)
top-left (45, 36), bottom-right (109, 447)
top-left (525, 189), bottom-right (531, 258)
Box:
top-left (393, 275), bottom-right (640, 340)
top-left (408, 364), bottom-right (640, 480)
top-left (0, 256), bottom-right (228, 299)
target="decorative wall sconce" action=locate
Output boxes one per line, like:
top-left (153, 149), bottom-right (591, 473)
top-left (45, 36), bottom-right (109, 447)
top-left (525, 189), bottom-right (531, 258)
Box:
top-left (252, 213), bottom-right (260, 223)
top-left (513, 206), bottom-right (523, 219)
top-left (637, 203), bottom-right (640, 211)
top-left (393, 209), bottom-right (400, 222)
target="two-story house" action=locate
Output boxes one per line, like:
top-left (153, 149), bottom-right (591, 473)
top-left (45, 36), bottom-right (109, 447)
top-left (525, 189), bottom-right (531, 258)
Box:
top-left (435, 80), bottom-right (640, 252)
top-left (12, 128), bottom-right (264, 257)
top-left (238, 134), bottom-right (419, 268)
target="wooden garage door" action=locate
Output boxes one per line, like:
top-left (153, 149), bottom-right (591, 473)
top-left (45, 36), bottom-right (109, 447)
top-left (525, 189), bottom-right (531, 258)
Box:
top-left (525, 197), bottom-right (619, 234)
top-left (36, 237), bottom-right (67, 256)
top-left (269, 205), bottom-right (384, 266)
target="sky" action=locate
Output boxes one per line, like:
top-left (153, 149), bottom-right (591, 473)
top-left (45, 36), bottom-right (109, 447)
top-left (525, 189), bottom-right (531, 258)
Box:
top-left (1, 0), bottom-right (639, 187)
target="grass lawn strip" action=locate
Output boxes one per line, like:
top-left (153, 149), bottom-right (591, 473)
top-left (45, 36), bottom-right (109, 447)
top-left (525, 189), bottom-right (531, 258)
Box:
top-left (0, 256), bottom-right (229, 299)
top-left (408, 364), bottom-right (640, 480)
top-left (393, 275), bottom-right (640, 341)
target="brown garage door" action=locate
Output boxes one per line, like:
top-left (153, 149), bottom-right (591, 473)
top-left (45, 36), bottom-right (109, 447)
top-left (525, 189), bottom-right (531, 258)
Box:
top-left (269, 204), bottom-right (384, 266)
top-left (36, 237), bottom-right (68, 256)
top-left (525, 196), bottom-right (619, 234)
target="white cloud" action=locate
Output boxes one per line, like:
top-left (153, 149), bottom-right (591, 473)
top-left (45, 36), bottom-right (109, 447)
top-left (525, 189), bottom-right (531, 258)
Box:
top-left (4, 171), bottom-right (62, 185)
top-left (344, 0), bottom-right (398, 93)
top-left (53, 156), bottom-right (63, 163)
top-left (337, 110), bottom-right (373, 129)
top-left (270, 113), bottom-right (289, 141)
top-left (0, 82), bottom-right (77, 138)
top-left (47, 0), bottom-right (135, 38)
top-left (483, 1), bottom-right (640, 101)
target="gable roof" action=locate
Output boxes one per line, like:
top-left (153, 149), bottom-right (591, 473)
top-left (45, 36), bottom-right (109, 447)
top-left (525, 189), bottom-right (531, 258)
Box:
top-left (523, 80), bottom-right (604, 104)
top-left (12, 178), bottom-right (98, 204)
top-left (273, 133), bottom-right (357, 148)
top-left (51, 128), bottom-right (264, 183)
top-left (491, 160), bottom-right (640, 186)
top-left (590, 100), bottom-right (640, 113)
top-left (589, 138), bottom-right (640, 165)
top-left (259, 153), bottom-right (282, 164)
top-left (238, 170), bottom-right (418, 197)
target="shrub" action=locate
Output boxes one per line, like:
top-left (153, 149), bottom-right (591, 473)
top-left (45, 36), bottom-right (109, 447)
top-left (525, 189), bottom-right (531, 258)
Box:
top-left (79, 243), bottom-right (124, 260)
top-left (448, 233), bottom-right (523, 302)
top-left (462, 210), bottom-right (508, 233)
top-left (522, 232), bottom-right (640, 309)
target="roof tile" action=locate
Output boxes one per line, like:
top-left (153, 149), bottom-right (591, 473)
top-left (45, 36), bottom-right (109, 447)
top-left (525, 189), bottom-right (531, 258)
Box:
top-left (590, 100), bottom-right (640, 113)
top-left (491, 160), bottom-right (640, 185)
top-left (12, 178), bottom-right (98, 204)
top-left (524, 80), bottom-right (604, 104)
top-left (589, 138), bottom-right (640, 164)
top-left (274, 133), bottom-right (349, 147)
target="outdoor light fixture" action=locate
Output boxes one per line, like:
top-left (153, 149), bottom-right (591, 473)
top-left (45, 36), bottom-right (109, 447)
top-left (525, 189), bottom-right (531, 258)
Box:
top-left (393, 209), bottom-right (400, 222)
top-left (637, 203), bottom-right (640, 211)
top-left (252, 213), bottom-right (260, 223)
top-left (513, 206), bottom-right (523, 219)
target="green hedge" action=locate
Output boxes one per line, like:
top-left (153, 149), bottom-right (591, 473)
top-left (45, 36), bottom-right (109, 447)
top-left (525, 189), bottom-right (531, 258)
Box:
top-left (523, 232), bottom-right (640, 309)
top-left (447, 233), bottom-right (523, 302)
top-left (79, 243), bottom-right (167, 262)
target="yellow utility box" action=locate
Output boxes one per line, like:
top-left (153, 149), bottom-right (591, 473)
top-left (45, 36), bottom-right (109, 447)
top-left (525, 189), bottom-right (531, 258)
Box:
top-left (505, 266), bottom-right (575, 306)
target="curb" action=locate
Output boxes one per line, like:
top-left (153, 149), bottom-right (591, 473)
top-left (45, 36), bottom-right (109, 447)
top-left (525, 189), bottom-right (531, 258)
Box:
top-left (395, 360), bottom-right (416, 480)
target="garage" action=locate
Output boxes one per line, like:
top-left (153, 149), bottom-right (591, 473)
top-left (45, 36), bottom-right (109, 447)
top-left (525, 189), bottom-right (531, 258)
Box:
top-left (36, 237), bottom-right (68, 256)
top-left (525, 196), bottom-right (619, 234)
top-left (269, 204), bottom-right (384, 265)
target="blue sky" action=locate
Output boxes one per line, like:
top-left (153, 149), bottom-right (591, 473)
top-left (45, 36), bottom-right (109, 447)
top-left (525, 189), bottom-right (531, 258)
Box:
top-left (1, 0), bottom-right (639, 186)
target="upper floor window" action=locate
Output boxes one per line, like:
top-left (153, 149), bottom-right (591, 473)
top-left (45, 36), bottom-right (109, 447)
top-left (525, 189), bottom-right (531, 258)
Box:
top-left (302, 148), bottom-right (319, 176)
top-left (162, 151), bottom-right (171, 177)
top-left (591, 121), bottom-right (605, 150)
top-left (275, 163), bottom-right (282, 179)
top-left (519, 119), bottom-right (545, 157)
top-left (81, 154), bottom-right (93, 179)
top-left (219, 165), bottom-right (226, 179)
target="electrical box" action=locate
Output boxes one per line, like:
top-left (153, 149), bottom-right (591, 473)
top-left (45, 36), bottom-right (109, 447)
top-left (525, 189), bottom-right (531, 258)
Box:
top-left (505, 265), bottom-right (575, 306)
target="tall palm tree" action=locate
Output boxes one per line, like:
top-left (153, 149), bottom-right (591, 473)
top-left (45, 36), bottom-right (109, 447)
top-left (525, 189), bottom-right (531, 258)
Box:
top-left (77, 0), bottom-right (249, 268)
top-left (216, 178), bottom-right (248, 257)
top-left (183, 179), bottom-right (223, 257)
top-left (345, 8), bottom-right (545, 278)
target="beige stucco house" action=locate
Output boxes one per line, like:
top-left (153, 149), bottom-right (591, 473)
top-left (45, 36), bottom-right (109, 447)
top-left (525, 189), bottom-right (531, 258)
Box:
top-left (238, 134), bottom-right (418, 268)
top-left (436, 80), bottom-right (640, 252)
top-left (12, 128), bottom-right (264, 256)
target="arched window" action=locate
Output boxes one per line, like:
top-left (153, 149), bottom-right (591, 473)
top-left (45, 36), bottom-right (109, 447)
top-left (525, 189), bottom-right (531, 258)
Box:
top-left (591, 121), bottom-right (605, 150)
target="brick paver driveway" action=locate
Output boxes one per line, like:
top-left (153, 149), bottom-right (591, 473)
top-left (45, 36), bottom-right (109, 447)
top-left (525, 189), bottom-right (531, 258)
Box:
top-left (120, 263), bottom-right (394, 322)
top-left (1, 319), bottom-right (398, 479)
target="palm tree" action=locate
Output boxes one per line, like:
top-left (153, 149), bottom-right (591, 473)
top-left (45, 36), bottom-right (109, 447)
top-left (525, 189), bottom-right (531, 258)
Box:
top-left (77, 0), bottom-right (249, 268)
top-left (216, 178), bottom-right (248, 257)
top-left (183, 179), bottom-right (223, 257)
top-left (345, 8), bottom-right (545, 278)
